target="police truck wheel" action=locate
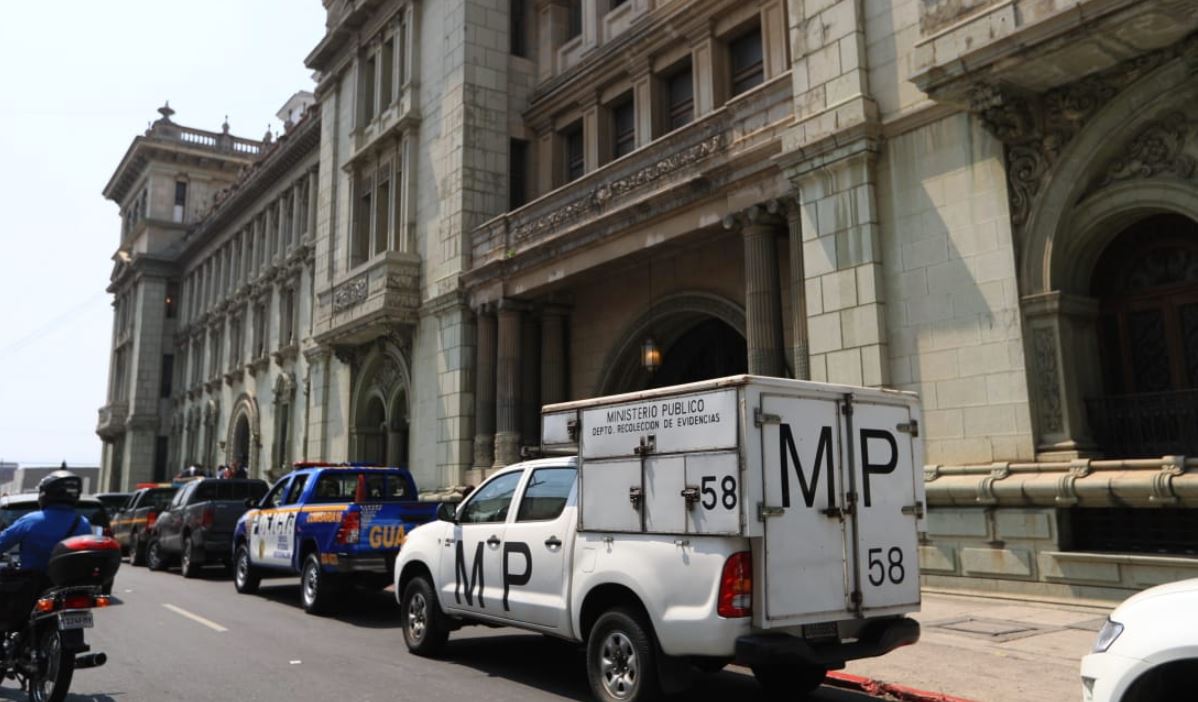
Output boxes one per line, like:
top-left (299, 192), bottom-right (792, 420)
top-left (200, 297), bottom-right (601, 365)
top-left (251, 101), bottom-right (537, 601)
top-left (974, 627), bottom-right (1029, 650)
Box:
top-left (300, 553), bottom-right (339, 615)
top-left (401, 576), bottom-right (449, 656)
top-left (180, 537), bottom-right (200, 579)
top-left (146, 539), bottom-right (167, 571)
top-left (587, 608), bottom-right (660, 702)
top-left (751, 664), bottom-right (826, 698)
top-left (233, 544), bottom-right (260, 594)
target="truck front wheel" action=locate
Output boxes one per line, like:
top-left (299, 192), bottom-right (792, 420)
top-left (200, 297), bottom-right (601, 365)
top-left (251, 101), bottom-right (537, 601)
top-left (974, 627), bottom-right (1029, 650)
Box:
top-left (401, 576), bottom-right (449, 656)
top-left (233, 544), bottom-right (260, 594)
top-left (587, 609), bottom-right (660, 702)
top-left (751, 664), bottom-right (826, 698)
top-left (301, 553), bottom-right (340, 615)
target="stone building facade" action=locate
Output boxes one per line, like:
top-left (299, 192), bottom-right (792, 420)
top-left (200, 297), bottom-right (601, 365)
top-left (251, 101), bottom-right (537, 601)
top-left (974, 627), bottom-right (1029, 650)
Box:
top-left (99, 0), bottom-right (1198, 597)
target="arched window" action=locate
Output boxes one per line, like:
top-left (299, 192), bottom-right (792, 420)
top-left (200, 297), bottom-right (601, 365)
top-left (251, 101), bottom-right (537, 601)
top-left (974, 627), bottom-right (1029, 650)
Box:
top-left (1088, 214), bottom-right (1198, 456)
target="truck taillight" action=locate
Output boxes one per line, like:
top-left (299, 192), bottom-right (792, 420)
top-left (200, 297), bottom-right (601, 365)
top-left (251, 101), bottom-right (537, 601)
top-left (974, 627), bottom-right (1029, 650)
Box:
top-left (146, 511), bottom-right (158, 528)
top-left (335, 511), bottom-right (361, 545)
top-left (717, 551), bottom-right (752, 618)
top-left (201, 506), bottom-right (215, 529)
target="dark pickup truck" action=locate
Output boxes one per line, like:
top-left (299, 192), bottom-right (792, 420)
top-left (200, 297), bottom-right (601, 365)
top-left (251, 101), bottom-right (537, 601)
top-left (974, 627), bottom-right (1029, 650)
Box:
top-left (147, 478), bottom-right (268, 578)
top-left (110, 485), bottom-right (177, 566)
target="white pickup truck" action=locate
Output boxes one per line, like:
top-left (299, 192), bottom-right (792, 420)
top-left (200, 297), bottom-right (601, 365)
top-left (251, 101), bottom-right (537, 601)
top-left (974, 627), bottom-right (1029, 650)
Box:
top-left (393, 375), bottom-right (925, 701)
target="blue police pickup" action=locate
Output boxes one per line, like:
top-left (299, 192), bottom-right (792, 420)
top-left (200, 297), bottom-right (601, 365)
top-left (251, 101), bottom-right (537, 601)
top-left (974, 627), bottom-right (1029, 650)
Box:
top-left (231, 464), bottom-right (439, 614)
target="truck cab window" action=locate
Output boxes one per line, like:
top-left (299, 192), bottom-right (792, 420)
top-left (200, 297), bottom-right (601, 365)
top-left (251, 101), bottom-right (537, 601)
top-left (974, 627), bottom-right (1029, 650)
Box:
top-left (516, 467), bottom-right (576, 522)
top-left (459, 472), bottom-right (522, 524)
top-left (262, 480), bottom-right (289, 509)
top-left (284, 475), bottom-right (309, 505)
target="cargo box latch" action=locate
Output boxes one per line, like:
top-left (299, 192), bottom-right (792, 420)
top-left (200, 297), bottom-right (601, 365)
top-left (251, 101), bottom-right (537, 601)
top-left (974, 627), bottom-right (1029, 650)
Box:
top-left (897, 420), bottom-right (919, 437)
top-left (754, 410), bottom-right (780, 427)
top-left (758, 503), bottom-right (784, 520)
top-left (634, 434), bottom-right (656, 456)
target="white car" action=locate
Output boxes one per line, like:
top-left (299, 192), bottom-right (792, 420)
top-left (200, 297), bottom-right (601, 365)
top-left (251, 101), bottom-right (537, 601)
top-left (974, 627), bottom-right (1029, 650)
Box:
top-left (1081, 578), bottom-right (1198, 701)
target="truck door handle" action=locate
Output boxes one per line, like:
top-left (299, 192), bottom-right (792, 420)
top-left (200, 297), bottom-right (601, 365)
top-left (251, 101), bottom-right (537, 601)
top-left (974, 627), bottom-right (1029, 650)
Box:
top-left (544, 536), bottom-right (562, 548)
top-left (486, 535), bottom-right (501, 548)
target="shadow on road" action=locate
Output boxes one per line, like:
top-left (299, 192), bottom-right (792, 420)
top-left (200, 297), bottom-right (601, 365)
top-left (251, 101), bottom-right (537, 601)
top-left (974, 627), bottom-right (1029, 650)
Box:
top-left (438, 630), bottom-right (881, 702)
top-left (248, 581), bottom-right (404, 630)
top-left (0, 689), bottom-right (120, 702)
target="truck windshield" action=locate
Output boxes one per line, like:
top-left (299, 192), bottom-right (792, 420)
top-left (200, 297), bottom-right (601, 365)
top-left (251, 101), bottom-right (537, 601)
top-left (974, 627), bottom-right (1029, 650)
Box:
top-left (309, 472), bottom-right (409, 503)
top-left (143, 488), bottom-right (176, 510)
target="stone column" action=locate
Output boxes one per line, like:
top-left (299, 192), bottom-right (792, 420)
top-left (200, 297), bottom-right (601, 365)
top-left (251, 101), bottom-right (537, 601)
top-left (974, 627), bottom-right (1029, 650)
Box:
top-left (473, 306), bottom-right (497, 473)
top-left (784, 200), bottom-right (810, 379)
top-left (494, 301), bottom-right (524, 467)
top-left (1022, 292), bottom-right (1101, 459)
top-left (728, 205), bottom-right (785, 377)
top-left (521, 312), bottom-right (541, 447)
top-left (541, 305), bottom-right (569, 406)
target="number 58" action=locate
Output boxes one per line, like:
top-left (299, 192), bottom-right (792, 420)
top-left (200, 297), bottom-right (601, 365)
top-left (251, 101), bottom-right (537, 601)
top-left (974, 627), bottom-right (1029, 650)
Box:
top-left (867, 547), bottom-right (905, 586)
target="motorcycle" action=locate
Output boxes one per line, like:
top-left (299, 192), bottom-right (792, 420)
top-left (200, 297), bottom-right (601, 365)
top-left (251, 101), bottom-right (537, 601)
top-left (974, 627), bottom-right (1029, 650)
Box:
top-left (0, 535), bottom-right (119, 702)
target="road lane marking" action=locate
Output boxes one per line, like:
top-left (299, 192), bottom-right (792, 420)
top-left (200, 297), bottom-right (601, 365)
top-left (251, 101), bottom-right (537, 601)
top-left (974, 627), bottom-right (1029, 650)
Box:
top-left (162, 604), bottom-right (228, 632)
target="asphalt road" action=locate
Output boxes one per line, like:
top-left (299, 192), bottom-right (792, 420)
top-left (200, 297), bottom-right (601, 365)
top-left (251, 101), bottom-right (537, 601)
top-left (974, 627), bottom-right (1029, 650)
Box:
top-left (2, 563), bottom-right (890, 702)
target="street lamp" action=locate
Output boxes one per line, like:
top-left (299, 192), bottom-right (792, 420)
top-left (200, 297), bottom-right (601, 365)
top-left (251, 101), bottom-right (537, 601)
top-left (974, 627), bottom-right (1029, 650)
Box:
top-left (641, 336), bottom-right (661, 374)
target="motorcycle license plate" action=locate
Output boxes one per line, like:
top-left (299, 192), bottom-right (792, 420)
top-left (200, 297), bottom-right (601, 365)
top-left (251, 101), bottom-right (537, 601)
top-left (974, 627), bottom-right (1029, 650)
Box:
top-left (57, 611), bottom-right (93, 631)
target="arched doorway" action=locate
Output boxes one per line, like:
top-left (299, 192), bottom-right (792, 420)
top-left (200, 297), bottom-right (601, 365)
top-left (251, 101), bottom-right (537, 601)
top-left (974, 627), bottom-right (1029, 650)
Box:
top-left (349, 347), bottom-right (412, 467)
top-left (1087, 213), bottom-right (1198, 456)
top-left (232, 414), bottom-right (250, 469)
top-left (649, 318), bottom-right (747, 388)
top-left (599, 293), bottom-right (749, 395)
top-left (357, 395), bottom-right (387, 466)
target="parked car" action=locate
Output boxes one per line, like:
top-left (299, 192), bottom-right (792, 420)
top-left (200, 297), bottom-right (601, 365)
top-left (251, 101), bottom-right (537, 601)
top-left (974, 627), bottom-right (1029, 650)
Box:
top-left (1081, 578), bottom-right (1198, 701)
top-left (395, 376), bottom-right (925, 702)
top-left (232, 465), bottom-right (439, 614)
top-left (0, 493), bottom-right (115, 593)
top-left (146, 478), bottom-right (268, 577)
top-left (92, 492), bottom-right (132, 515)
top-left (110, 485), bottom-right (177, 565)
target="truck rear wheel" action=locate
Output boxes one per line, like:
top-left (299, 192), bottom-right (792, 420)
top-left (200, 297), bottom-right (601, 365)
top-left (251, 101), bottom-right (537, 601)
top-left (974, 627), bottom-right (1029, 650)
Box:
top-left (146, 539), bottom-right (168, 572)
top-left (587, 608), bottom-right (660, 702)
top-left (301, 553), bottom-right (340, 615)
top-left (751, 664), bottom-right (825, 698)
top-left (401, 576), bottom-right (449, 656)
top-left (180, 537), bottom-right (200, 579)
top-left (234, 544), bottom-right (260, 594)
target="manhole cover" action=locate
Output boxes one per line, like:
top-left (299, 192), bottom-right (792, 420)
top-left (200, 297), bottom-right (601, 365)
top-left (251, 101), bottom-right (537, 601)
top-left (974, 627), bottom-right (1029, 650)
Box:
top-left (929, 617), bottom-right (1050, 642)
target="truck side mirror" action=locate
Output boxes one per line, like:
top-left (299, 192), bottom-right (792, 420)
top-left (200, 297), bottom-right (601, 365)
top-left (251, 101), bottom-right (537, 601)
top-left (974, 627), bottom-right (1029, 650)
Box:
top-left (436, 502), bottom-right (457, 523)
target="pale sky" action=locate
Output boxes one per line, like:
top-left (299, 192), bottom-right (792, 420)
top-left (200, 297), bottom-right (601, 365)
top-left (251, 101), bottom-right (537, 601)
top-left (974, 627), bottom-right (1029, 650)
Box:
top-left (0, 2), bottom-right (326, 466)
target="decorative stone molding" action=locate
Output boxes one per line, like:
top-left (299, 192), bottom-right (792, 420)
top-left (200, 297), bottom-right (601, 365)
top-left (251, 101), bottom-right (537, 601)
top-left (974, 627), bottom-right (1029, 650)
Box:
top-left (1082, 111), bottom-right (1196, 197)
top-left (969, 37), bottom-right (1188, 228)
top-left (1030, 326), bottom-right (1063, 435)
top-left (272, 343), bottom-right (300, 366)
top-left (333, 275), bottom-right (369, 312)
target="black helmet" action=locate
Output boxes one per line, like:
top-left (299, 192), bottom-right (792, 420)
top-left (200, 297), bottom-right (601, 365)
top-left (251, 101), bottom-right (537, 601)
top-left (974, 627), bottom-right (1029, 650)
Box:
top-left (37, 470), bottom-right (82, 508)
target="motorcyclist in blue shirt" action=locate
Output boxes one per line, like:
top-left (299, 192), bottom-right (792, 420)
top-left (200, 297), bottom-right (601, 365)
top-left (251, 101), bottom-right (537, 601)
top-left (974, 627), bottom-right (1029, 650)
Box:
top-left (0, 471), bottom-right (92, 572)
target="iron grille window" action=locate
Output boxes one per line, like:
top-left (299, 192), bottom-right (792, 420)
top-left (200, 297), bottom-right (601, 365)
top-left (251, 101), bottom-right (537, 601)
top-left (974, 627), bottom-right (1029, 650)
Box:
top-left (667, 64), bottom-right (694, 131)
top-left (564, 124), bottom-right (584, 182)
top-left (729, 27), bottom-right (764, 97)
top-left (612, 97), bottom-right (635, 159)
top-left (1067, 507), bottom-right (1198, 556)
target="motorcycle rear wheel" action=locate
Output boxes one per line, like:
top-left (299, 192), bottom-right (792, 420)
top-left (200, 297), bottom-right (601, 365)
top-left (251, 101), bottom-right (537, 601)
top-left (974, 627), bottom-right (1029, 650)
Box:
top-left (28, 628), bottom-right (74, 702)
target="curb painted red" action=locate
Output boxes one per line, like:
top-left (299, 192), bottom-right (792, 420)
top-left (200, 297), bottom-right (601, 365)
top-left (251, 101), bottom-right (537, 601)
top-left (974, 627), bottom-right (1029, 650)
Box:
top-left (826, 672), bottom-right (979, 702)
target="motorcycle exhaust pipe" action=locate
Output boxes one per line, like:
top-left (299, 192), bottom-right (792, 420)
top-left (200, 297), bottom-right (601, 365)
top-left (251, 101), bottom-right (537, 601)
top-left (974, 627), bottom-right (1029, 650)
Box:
top-left (75, 653), bottom-right (106, 669)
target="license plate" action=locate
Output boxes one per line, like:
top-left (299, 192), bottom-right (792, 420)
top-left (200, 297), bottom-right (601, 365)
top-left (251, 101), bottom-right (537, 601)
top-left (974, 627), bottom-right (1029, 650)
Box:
top-left (57, 611), bottom-right (93, 631)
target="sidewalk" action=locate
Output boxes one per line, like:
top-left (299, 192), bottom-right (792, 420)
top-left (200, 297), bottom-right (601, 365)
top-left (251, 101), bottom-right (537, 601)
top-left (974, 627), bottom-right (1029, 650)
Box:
top-left (843, 588), bottom-right (1114, 702)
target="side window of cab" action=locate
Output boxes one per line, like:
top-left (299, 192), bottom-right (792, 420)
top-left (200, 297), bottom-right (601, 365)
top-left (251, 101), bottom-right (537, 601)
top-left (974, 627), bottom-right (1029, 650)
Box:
top-left (261, 479), bottom-right (290, 510)
top-left (458, 471), bottom-right (523, 524)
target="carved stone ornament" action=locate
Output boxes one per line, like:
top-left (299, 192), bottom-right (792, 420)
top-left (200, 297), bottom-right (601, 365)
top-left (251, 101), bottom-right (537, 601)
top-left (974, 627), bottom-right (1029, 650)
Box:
top-left (332, 275), bottom-right (369, 312)
top-left (1085, 112), bottom-right (1196, 195)
top-left (970, 36), bottom-right (1190, 229)
top-left (1031, 326), bottom-right (1063, 435)
top-left (509, 134), bottom-right (723, 243)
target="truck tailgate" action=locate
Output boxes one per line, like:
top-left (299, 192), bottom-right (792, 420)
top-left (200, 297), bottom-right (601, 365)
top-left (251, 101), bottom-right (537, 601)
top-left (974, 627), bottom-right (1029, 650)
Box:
top-left (755, 390), bottom-right (922, 626)
top-left (350, 501), bottom-right (439, 552)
